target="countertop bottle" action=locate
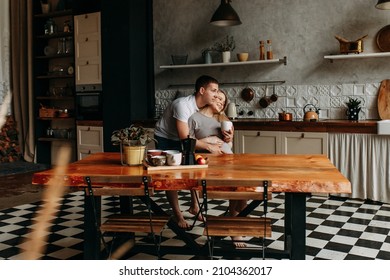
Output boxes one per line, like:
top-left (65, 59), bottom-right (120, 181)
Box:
top-left (266, 39), bottom-right (273, 60)
top-left (259, 41), bottom-right (265, 60)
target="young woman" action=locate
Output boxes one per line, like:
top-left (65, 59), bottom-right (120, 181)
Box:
top-left (188, 89), bottom-right (248, 247)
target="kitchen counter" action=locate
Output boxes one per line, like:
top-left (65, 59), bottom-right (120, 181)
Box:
top-left (232, 119), bottom-right (377, 134)
top-left (136, 119), bottom-right (378, 134)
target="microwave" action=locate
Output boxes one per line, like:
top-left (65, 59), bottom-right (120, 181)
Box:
top-left (75, 91), bottom-right (103, 120)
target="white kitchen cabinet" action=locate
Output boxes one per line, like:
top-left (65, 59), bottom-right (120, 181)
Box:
top-left (74, 12), bottom-right (102, 87)
top-left (234, 130), bottom-right (328, 156)
top-left (77, 125), bottom-right (103, 160)
top-left (234, 130), bottom-right (281, 154)
top-left (281, 132), bottom-right (328, 155)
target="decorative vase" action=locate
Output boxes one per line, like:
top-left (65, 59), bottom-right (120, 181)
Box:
top-left (222, 51), bottom-right (231, 63)
top-left (121, 145), bottom-right (146, 166)
top-left (346, 108), bottom-right (361, 120)
top-left (204, 51), bottom-right (212, 64)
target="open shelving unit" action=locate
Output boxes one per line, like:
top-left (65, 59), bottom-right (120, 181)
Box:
top-left (324, 52), bottom-right (390, 62)
top-left (160, 56), bottom-right (287, 69)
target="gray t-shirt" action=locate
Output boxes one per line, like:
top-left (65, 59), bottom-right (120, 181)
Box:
top-left (188, 112), bottom-right (232, 154)
top-left (154, 95), bottom-right (198, 141)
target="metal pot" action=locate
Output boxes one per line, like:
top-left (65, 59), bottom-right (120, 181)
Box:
top-left (241, 87), bottom-right (254, 102)
top-left (303, 104), bottom-right (320, 122)
top-left (278, 111), bottom-right (292, 121)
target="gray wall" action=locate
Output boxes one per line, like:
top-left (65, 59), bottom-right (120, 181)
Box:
top-left (153, 0), bottom-right (390, 89)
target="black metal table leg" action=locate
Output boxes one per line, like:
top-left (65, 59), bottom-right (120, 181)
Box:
top-left (284, 192), bottom-right (306, 260)
top-left (83, 189), bottom-right (101, 260)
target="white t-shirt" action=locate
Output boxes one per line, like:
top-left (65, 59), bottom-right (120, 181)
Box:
top-left (154, 95), bottom-right (198, 141)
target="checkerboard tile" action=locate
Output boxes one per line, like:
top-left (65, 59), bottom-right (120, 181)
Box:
top-left (0, 191), bottom-right (389, 260)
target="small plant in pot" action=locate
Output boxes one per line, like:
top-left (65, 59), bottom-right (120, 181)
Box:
top-left (111, 124), bottom-right (156, 165)
top-left (345, 97), bottom-right (362, 121)
top-left (213, 35), bottom-right (236, 63)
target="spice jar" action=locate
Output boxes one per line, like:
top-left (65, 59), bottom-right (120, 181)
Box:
top-left (259, 41), bottom-right (265, 60)
top-left (266, 39), bottom-right (273, 60)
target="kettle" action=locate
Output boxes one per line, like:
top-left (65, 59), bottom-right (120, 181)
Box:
top-left (303, 104), bottom-right (320, 122)
top-left (226, 102), bottom-right (237, 119)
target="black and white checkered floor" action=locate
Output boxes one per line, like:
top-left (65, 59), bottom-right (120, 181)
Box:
top-left (0, 191), bottom-right (389, 260)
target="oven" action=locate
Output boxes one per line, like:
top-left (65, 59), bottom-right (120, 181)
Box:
top-left (75, 84), bottom-right (103, 120)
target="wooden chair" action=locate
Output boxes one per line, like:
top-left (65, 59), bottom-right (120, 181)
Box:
top-left (84, 175), bottom-right (169, 259)
top-left (198, 179), bottom-right (272, 259)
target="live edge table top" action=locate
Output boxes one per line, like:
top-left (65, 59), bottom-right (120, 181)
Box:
top-left (32, 152), bottom-right (351, 195)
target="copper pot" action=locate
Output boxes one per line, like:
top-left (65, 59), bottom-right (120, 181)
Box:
top-left (279, 111), bottom-right (292, 121)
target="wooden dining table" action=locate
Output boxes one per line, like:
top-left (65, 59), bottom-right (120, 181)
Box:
top-left (32, 152), bottom-right (351, 260)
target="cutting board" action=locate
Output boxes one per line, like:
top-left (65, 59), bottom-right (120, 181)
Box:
top-left (378, 79), bottom-right (390, 120)
top-left (143, 161), bottom-right (208, 171)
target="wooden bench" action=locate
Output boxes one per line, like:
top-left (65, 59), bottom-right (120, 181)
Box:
top-left (85, 175), bottom-right (169, 259)
top-left (199, 179), bottom-right (272, 259)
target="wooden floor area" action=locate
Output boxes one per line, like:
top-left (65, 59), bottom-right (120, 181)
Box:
top-left (0, 172), bottom-right (44, 210)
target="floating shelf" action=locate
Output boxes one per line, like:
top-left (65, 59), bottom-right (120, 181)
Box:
top-left (160, 57), bottom-right (287, 69)
top-left (324, 52), bottom-right (390, 62)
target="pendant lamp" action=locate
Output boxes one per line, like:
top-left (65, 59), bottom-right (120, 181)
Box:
top-left (210, 0), bottom-right (242, 27)
top-left (376, 0), bottom-right (390, 9)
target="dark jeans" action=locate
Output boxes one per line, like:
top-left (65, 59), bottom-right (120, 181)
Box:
top-left (154, 135), bottom-right (182, 151)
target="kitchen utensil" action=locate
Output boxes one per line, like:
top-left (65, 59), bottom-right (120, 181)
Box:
top-left (259, 94), bottom-right (278, 108)
top-left (303, 104), bottom-right (320, 121)
top-left (278, 111), bottom-right (293, 121)
top-left (241, 87), bottom-right (254, 102)
top-left (376, 25), bottom-right (390, 52)
top-left (181, 136), bottom-right (196, 165)
top-left (378, 79), bottom-right (390, 119)
top-left (226, 102), bottom-right (238, 119)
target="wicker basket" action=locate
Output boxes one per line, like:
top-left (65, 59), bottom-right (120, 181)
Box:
top-left (39, 108), bottom-right (57, 118)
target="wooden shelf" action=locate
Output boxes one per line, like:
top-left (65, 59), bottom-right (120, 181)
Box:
top-left (34, 10), bottom-right (73, 18)
top-left (160, 57), bottom-right (287, 69)
top-left (38, 137), bottom-right (74, 142)
top-left (324, 52), bottom-right (390, 62)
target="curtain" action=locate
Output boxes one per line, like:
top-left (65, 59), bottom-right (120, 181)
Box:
top-left (0, 0), bottom-right (11, 127)
top-left (329, 133), bottom-right (390, 204)
top-left (9, 0), bottom-right (35, 162)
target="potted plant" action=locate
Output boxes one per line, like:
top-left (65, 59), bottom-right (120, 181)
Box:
top-left (213, 35), bottom-right (236, 63)
top-left (111, 124), bottom-right (156, 165)
top-left (345, 97), bottom-right (361, 120)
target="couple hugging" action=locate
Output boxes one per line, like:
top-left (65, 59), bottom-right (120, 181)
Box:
top-left (154, 75), bottom-right (247, 247)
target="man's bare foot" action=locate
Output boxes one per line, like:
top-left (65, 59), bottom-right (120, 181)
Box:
top-left (172, 215), bottom-right (192, 230)
top-left (232, 236), bottom-right (247, 248)
top-left (188, 207), bottom-right (204, 221)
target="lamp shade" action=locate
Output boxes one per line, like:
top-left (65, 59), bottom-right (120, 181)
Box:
top-left (376, 0), bottom-right (390, 9)
top-left (210, 0), bottom-right (242, 27)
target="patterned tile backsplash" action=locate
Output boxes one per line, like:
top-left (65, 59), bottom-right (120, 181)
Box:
top-left (155, 83), bottom-right (381, 120)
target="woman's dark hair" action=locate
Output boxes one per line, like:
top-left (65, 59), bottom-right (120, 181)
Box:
top-left (195, 75), bottom-right (219, 93)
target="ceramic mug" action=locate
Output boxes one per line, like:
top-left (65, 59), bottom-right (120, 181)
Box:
top-left (165, 150), bottom-right (182, 166)
top-left (150, 155), bottom-right (166, 166)
top-left (147, 149), bottom-right (163, 162)
top-left (221, 120), bottom-right (233, 132)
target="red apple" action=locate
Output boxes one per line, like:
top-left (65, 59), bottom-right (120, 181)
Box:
top-left (197, 157), bottom-right (206, 165)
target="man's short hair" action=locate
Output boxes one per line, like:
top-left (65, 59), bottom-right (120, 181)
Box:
top-left (195, 75), bottom-right (219, 93)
